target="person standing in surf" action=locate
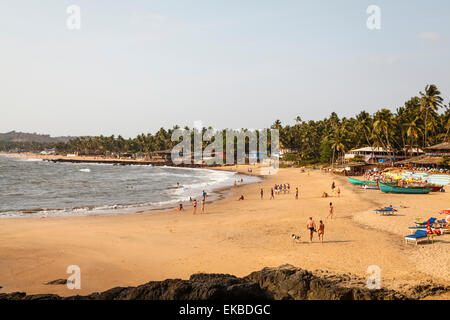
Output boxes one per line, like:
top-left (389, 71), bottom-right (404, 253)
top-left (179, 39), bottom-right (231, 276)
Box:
top-left (192, 199), bottom-right (197, 215)
top-left (201, 198), bottom-right (205, 214)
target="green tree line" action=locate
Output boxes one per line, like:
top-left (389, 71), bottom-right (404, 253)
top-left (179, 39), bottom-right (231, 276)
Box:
top-left (1, 85), bottom-right (449, 164)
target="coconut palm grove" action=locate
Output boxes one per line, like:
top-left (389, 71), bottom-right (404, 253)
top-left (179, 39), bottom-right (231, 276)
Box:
top-left (1, 84), bottom-right (449, 165)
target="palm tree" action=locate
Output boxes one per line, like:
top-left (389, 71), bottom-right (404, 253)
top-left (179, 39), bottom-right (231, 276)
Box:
top-left (373, 109), bottom-right (394, 164)
top-left (356, 110), bottom-right (374, 152)
top-left (403, 114), bottom-right (422, 157)
top-left (441, 103), bottom-right (450, 142)
top-left (420, 84), bottom-right (443, 147)
top-left (328, 124), bottom-right (349, 165)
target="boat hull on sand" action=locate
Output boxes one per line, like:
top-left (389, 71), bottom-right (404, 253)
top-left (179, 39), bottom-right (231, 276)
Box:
top-left (378, 182), bottom-right (431, 194)
top-left (347, 177), bottom-right (396, 187)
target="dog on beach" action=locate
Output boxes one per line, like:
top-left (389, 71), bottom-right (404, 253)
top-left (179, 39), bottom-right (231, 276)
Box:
top-left (291, 234), bottom-right (301, 244)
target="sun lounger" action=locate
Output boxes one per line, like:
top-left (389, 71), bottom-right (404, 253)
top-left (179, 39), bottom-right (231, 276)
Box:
top-left (404, 230), bottom-right (429, 245)
top-left (375, 207), bottom-right (396, 212)
top-left (374, 207), bottom-right (397, 216)
top-left (408, 225), bottom-right (443, 234)
top-left (414, 217), bottom-right (437, 227)
top-left (439, 226), bottom-right (450, 234)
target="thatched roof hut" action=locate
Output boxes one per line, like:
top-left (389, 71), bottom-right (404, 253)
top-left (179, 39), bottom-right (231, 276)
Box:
top-left (425, 142), bottom-right (450, 156)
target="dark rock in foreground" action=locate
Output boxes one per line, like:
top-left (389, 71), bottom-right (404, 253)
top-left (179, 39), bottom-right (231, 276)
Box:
top-left (0, 265), bottom-right (447, 300)
top-left (44, 279), bottom-right (68, 285)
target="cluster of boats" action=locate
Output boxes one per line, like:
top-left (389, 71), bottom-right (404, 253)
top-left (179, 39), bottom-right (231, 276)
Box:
top-left (347, 177), bottom-right (444, 194)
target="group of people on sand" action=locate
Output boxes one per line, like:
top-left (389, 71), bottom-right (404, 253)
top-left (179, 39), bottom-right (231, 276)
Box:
top-left (305, 203), bottom-right (334, 243)
top-left (274, 183), bottom-right (290, 194)
top-left (322, 181), bottom-right (340, 198)
top-left (177, 190), bottom-right (208, 215)
top-left (307, 217), bottom-right (325, 243)
top-left (259, 186), bottom-right (299, 200)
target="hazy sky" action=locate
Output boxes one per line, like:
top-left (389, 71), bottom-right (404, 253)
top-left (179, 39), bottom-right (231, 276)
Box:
top-left (1, 0), bottom-right (449, 137)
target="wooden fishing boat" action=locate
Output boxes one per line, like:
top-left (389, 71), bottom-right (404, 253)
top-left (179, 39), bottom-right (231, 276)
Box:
top-left (406, 183), bottom-right (444, 192)
top-left (347, 177), bottom-right (397, 187)
top-left (378, 181), bottom-right (431, 194)
top-left (362, 184), bottom-right (379, 190)
top-left (347, 177), bottom-right (376, 185)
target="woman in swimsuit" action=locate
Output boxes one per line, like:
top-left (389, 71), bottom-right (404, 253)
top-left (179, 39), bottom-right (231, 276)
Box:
top-left (327, 202), bottom-right (334, 219)
top-left (318, 220), bottom-right (325, 243)
top-left (192, 199), bottom-right (197, 215)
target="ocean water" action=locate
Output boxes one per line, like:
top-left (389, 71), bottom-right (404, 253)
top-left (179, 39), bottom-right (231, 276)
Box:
top-left (0, 155), bottom-right (260, 218)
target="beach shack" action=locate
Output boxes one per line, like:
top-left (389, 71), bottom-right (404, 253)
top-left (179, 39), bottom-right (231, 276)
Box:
top-left (345, 147), bottom-right (423, 164)
top-left (395, 142), bottom-right (450, 170)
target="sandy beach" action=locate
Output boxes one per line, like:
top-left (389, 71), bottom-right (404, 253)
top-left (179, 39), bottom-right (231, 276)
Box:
top-left (0, 166), bottom-right (449, 298)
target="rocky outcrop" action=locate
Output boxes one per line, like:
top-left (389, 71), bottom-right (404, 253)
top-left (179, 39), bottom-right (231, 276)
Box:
top-left (44, 279), bottom-right (68, 285)
top-left (0, 265), bottom-right (447, 300)
top-left (245, 265), bottom-right (406, 300)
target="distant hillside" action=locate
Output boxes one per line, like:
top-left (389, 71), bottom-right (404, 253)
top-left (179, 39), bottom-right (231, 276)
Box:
top-left (0, 131), bottom-right (75, 143)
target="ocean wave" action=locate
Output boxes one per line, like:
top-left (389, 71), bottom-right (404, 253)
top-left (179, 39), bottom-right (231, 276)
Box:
top-left (0, 157), bottom-right (261, 219)
top-left (18, 158), bottom-right (43, 162)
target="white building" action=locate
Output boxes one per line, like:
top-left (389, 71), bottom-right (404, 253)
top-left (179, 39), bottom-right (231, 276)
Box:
top-left (345, 147), bottom-right (423, 163)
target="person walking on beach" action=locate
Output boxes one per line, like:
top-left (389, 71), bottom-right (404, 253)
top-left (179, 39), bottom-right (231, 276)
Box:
top-left (270, 188), bottom-right (274, 200)
top-left (327, 202), bottom-right (334, 219)
top-left (288, 184), bottom-right (290, 194)
top-left (192, 199), bottom-right (197, 215)
top-left (331, 181), bottom-right (335, 193)
top-left (318, 220), bottom-right (325, 243)
top-left (201, 198), bottom-right (205, 214)
top-left (337, 187), bottom-right (341, 197)
top-left (260, 188), bottom-right (264, 200)
top-left (295, 187), bottom-right (299, 200)
top-left (306, 217), bottom-right (316, 243)
top-left (202, 190), bottom-right (207, 201)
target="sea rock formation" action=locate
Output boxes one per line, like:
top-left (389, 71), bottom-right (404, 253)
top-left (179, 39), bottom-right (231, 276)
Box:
top-left (0, 265), bottom-right (447, 300)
